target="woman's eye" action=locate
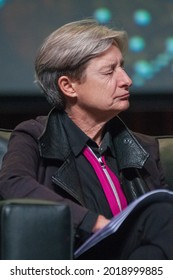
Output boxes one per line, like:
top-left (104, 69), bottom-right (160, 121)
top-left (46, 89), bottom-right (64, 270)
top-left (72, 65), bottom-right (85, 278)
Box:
top-left (104, 70), bottom-right (114, 75)
top-left (106, 72), bottom-right (113, 75)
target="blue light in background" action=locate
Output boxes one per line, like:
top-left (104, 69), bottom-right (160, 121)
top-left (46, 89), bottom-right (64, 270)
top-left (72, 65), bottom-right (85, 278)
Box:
top-left (134, 9), bottom-right (151, 26)
top-left (165, 37), bottom-right (173, 54)
top-left (94, 8), bottom-right (112, 24)
top-left (0, 0), bottom-right (9, 8)
top-left (134, 60), bottom-right (154, 79)
top-left (129, 36), bottom-right (145, 52)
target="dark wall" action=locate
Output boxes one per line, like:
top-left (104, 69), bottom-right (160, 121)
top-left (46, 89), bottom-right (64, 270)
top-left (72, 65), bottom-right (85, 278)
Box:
top-left (120, 94), bottom-right (173, 136)
top-left (121, 111), bottom-right (173, 136)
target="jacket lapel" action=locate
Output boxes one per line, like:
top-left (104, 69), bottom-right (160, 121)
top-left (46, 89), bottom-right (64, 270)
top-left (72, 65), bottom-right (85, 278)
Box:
top-left (110, 117), bottom-right (150, 201)
top-left (110, 117), bottom-right (149, 170)
top-left (52, 152), bottom-right (85, 205)
top-left (38, 108), bottom-right (85, 205)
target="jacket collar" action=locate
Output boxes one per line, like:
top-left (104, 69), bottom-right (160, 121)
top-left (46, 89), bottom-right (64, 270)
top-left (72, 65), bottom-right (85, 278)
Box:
top-left (38, 108), bottom-right (71, 161)
top-left (38, 108), bottom-right (149, 169)
top-left (109, 117), bottom-right (149, 169)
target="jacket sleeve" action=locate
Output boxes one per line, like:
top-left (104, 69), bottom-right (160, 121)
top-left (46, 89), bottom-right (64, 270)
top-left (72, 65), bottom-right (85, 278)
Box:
top-left (0, 119), bottom-right (98, 233)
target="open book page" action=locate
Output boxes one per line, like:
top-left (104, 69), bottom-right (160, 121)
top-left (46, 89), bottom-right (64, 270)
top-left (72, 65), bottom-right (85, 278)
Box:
top-left (75, 189), bottom-right (173, 258)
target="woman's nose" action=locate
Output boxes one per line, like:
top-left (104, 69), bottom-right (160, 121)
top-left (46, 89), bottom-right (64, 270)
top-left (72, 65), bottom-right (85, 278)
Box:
top-left (119, 68), bottom-right (133, 87)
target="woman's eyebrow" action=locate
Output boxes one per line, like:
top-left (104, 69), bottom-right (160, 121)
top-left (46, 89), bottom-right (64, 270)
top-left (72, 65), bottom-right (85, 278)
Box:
top-left (100, 59), bottom-right (124, 71)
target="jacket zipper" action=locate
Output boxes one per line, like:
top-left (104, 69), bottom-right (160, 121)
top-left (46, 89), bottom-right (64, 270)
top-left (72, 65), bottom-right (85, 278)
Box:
top-left (87, 146), bottom-right (122, 211)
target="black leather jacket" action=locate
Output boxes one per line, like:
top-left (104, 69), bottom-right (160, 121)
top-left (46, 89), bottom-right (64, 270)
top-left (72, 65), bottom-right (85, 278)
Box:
top-left (39, 108), bottom-right (167, 203)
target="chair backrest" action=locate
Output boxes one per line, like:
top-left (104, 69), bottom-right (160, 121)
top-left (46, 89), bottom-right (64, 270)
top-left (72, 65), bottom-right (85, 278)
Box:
top-left (0, 130), bottom-right (11, 168)
top-left (156, 135), bottom-right (173, 187)
top-left (0, 199), bottom-right (72, 260)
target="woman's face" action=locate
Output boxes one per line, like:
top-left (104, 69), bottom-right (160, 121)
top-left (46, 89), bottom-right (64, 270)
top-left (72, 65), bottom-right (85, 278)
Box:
top-left (71, 45), bottom-right (132, 121)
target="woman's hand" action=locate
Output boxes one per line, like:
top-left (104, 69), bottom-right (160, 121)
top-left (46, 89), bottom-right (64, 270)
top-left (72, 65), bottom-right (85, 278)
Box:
top-left (92, 215), bottom-right (110, 233)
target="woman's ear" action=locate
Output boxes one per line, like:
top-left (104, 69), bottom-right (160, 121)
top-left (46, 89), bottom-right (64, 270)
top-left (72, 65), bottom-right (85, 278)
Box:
top-left (58, 76), bottom-right (77, 97)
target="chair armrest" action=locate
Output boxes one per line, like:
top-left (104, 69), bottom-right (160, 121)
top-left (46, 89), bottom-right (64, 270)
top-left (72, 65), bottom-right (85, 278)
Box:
top-left (156, 135), bottom-right (173, 187)
top-left (0, 199), bottom-right (73, 260)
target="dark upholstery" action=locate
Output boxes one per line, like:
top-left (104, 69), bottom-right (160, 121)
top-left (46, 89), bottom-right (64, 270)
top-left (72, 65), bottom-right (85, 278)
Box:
top-left (0, 130), bottom-right (10, 167)
top-left (0, 130), bottom-right (173, 259)
top-left (0, 199), bottom-right (72, 260)
top-left (156, 136), bottom-right (173, 187)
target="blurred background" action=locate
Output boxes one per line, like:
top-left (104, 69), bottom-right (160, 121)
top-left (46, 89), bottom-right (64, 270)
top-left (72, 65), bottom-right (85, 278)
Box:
top-left (0, 0), bottom-right (173, 135)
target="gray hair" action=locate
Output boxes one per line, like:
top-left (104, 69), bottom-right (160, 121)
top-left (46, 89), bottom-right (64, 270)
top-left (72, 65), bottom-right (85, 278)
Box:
top-left (35, 19), bottom-right (128, 110)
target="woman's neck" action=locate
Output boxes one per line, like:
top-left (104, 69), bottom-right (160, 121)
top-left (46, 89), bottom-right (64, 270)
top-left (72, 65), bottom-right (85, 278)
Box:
top-left (66, 109), bottom-right (107, 146)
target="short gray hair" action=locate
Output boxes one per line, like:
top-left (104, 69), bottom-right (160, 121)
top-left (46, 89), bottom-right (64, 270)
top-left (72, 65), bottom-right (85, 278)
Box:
top-left (35, 19), bottom-right (128, 110)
